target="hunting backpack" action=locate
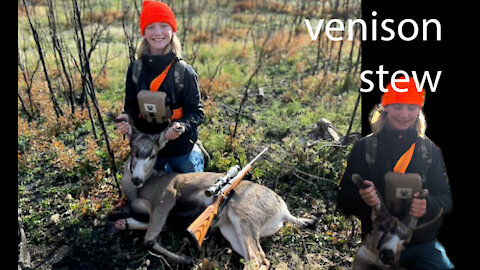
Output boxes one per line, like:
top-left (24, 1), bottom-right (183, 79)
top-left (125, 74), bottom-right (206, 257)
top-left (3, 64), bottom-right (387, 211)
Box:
top-left (131, 57), bottom-right (187, 106)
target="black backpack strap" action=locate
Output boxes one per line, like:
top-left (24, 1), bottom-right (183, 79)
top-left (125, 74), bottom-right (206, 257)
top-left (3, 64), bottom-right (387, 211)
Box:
top-left (419, 136), bottom-right (433, 173)
top-left (132, 59), bottom-right (142, 85)
top-left (365, 133), bottom-right (377, 170)
top-left (173, 58), bottom-right (186, 105)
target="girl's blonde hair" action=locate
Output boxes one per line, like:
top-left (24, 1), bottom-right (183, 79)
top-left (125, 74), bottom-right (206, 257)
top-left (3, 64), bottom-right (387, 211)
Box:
top-left (369, 104), bottom-right (427, 137)
top-left (136, 34), bottom-right (183, 59)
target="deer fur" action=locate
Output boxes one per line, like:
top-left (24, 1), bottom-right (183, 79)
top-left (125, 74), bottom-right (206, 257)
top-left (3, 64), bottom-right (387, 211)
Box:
top-left (108, 112), bottom-right (313, 269)
top-left (350, 174), bottom-right (427, 270)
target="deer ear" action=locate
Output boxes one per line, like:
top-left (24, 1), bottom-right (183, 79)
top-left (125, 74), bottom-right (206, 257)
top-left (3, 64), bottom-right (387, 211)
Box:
top-left (401, 214), bottom-right (413, 227)
top-left (153, 130), bottom-right (168, 151)
top-left (351, 174), bottom-right (364, 188)
top-left (371, 207), bottom-right (383, 222)
top-left (129, 124), bottom-right (140, 140)
top-left (371, 198), bottom-right (389, 223)
top-left (419, 189), bottom-right (429, 199)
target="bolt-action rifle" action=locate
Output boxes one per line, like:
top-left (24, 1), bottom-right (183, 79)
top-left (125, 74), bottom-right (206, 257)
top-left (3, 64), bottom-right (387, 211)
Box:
top-left (187, 147), bottom-right (269, 249)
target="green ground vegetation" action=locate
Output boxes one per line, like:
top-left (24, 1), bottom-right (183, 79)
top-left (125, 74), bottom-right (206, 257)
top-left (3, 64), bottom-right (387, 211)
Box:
top-left (18, 0), bottom-right (363, 269)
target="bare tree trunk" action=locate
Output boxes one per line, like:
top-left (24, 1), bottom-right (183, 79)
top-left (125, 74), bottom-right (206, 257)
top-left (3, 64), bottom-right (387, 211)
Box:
top-left (189, 41), bottom-right (201, 67)
top-left (353, 41), bottom-right (361, 77)
top-left (18, 48), bottom-right (40, 119)
top-left (343, 18), bottom-right (359, 91)
top-left (317, 38), bottom-right (334, 94)
top-left (18, 93), bottom-right (33, 121)
top-left (69, 4), bottom-right (98, 138)
top-left (121, 0), bottom-right (141, 63)
top-left (343, 93), bottom-right (361, 146)
top-left (335, 0), bottom-right (350, 73)
top-left (203, 59), bottom-right (224, 99)
top-left (312, 0), bottom-right (328, 76)
top-left (180, 0), bottom-right (194, 49)
top-left (231, 31), bottom-right (272, 144)
top-left (46, 0), bottom-right (76, 116)
top-left (70, 0), bottom-right (121, 197)
top-left (23, 0), bottom-right (64, 118)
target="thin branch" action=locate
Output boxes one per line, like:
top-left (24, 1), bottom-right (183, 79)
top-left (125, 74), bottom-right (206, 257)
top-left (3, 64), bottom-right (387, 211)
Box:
top-left (231, 30), bottom-right (272, 142)
top-left (292, 167), bottom-right (338, 185)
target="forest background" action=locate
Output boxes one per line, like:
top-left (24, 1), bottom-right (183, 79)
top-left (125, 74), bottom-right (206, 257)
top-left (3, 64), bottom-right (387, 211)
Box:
top-left (18, 0), bottom-right (364, 269)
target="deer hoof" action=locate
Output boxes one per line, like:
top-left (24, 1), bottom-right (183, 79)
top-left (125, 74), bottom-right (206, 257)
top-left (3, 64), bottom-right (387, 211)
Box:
top-left (146, 240), bottom-right (194, 266)
top-left (115, 219), bottom-right (126, 230)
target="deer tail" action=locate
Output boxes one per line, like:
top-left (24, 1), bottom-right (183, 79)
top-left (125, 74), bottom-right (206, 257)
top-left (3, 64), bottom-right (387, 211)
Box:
top-left (283, 211), bottom-right (315, 227)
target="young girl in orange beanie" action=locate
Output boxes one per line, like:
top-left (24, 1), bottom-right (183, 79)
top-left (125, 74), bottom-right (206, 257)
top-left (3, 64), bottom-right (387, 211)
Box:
top-left (338, 76), bottom-right (453, 269)
top-left (115, 0), bottom-right (206, 175)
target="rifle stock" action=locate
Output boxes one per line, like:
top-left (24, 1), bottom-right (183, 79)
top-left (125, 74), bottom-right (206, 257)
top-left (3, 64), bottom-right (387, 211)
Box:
top-left (186, 147), bottom-right (268, 249)
top-left (187, 199), bottom-right (222, 250)
top-left (187, 164), bottom-right (252, 249)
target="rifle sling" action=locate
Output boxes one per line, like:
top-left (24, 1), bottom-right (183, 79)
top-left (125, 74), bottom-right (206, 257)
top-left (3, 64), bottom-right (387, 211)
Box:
top-left (211, 190), bottom-right (236, 228)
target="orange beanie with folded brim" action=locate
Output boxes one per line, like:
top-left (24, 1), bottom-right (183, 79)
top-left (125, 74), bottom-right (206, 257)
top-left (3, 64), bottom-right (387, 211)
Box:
top-left (139, 0), bottom-right (177, 36)
top-left (381, 76), bottom-right (425, 108)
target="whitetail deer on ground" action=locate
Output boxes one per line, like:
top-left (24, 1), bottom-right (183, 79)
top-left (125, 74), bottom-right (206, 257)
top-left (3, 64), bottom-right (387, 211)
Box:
top-left (107, 112), bottom-right (314, 270)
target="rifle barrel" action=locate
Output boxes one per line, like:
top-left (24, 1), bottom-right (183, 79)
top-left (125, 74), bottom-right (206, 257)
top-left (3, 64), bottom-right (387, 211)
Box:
top-left (218, 147), bottom-right (268, 198)
top-left (247, 147), bottom-right (269, 166)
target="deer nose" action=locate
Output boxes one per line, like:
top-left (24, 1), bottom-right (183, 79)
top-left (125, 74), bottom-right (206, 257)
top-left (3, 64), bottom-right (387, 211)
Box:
top-left (132, 177), bottom-right (142, 186)
top-left (379, 249), bottom-right (394, 265)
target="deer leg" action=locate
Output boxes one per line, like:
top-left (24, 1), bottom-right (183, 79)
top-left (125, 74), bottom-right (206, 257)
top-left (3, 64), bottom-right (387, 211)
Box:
top-left (239, 223), bottom-right (269, 270)
top-left (227, 206), bottom-right (270, 270)
top-left (256, 238), bottom-right (269, 270)
top-left (144, 196), bottom-right (174, 244)
top-left (121, 157), bottom-right (138, 201)
top-left (130, 198), bottom-right (151, 218)
top-left (115, 217), bottom-right (149, 231)
top-left (143, 192), bottom-right (193, 265)
top-left (227, 210), bottom-right (249, 260)
top-left (148, 241), bottom-right (193, 265)
top-left (218, 220), bottom-right (246, 258)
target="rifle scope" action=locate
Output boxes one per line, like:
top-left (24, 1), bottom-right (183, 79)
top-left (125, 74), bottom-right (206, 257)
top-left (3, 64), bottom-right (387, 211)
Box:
top-left (205, 165), bottom-right (241, 197)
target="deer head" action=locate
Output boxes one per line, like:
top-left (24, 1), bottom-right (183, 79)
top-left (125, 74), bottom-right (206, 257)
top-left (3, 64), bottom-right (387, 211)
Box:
top-left (106, 112), bottom-right (170, 188)
top-left (351, 174), bottom-right (429, 267)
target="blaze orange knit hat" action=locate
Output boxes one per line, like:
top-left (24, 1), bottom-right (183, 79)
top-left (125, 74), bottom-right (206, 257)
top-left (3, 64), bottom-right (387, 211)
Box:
top-left (381, 76), bottom-right (425, 108)
top-left (139, 1), bottom-right (177, 36)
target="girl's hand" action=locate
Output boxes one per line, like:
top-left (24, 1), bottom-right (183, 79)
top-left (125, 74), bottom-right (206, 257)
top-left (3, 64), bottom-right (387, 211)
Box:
top-left (409, 192), bottom-right (427, 218)
top-left (165, 122), bottom-right (184, 140)
top-left (115, 114), bottom-right (131, 135)
top-left (359, 180), bottom-right (379, 207)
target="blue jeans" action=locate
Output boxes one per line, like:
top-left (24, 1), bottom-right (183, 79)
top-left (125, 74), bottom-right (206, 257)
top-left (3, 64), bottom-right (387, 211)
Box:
top-left (154, 143), bottom-right (205, 173)
top-left (399, 240), bottom-right (454, 270)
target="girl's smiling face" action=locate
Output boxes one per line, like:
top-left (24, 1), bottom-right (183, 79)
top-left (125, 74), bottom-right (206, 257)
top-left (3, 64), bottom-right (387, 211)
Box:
top-left (143, 22), bottom-right (174, 55)
top-left (384, 103), bottom-right (421, 130)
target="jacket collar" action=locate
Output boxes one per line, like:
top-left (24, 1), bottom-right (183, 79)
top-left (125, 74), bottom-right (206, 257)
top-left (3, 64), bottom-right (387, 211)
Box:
top-left (141, 50), bottom-right (176, 73)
